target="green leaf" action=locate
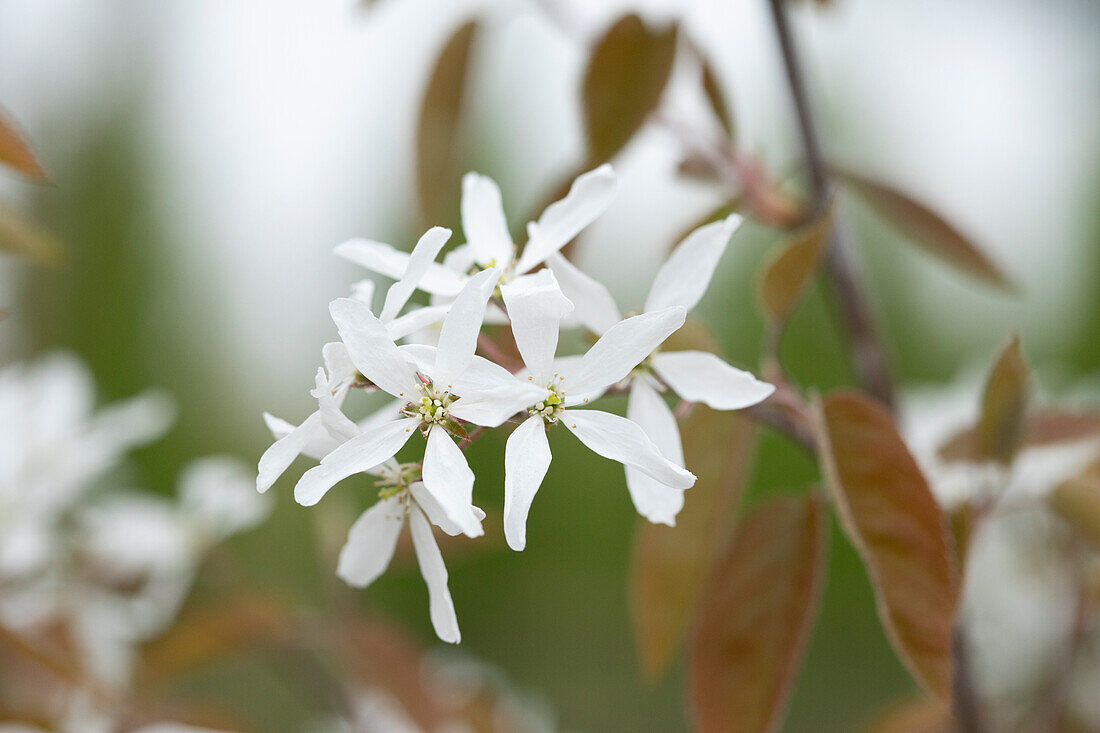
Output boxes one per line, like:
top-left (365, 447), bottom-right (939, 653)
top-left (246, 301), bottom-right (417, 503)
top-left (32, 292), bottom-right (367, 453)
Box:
top-left (835, 167), bottom-right (1012, 290)
top-left (629, 407), bottom-right (756, 681)
top-left (0, 200), bottom-right (64, 265)
top-left (977, 334), bottom-right (1030, 465)
top-left (689, 494), bottom-right (827, 733)
top-left (582, 14), bottom-right (677, 163)
top-left (0, 109), bottom-right (48, 182)
top-left (757, 213), bottom-right (829, 323)
top-left (814, 391), bottom-right (959, 702)
top-left (416, 20), bottom-right (479, 225)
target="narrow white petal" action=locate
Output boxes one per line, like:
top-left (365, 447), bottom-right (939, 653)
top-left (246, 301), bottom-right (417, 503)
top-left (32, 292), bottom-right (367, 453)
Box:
top-left (257, 411), bottom-right (325, 492)
top-left (500, 270), bottom-right (574, 385)
top-left (461, 172), bottom-right (513, 266)
top-left (386, 304), bottom-right (449, 341)
top-left (408, 505), bottom-right (461, 643)
top-left (563, 409), bottom-right (695, 489)
top-left (311, 368), bottom-right (359, 442)
top-left (645, 214), bottom-right (743, 313)
top-left (421, 426), bottom-right (483, 537)
top-left (651, 350), bottom-right (775, 410)
top-left (515, 164), bottom-right (617, 274)
top-left (625, 380), bottom-right (685, 525)
top-left (545, 252), bottom-right (621, 335)
top-left (504, 415), bottom-right (552, 551)
top-left (432, 268), bottom-right (500, 387)
top-left (564, 307), bottom-right (685, 397)
top-left (336, 495), bottom-right (404, 588)
top-left (321, 341), bottom-right (358, 397)
top-left (330, 298), bottom-right (420, 399)
top-left (294, 418), bottom-right (418, 506)
top-left (335, 238), bottom-right (466, 297)
top-left (381, 227), bottom-right (452, 321)
top-left (409, 481), bottom-right (485, 537)
top-left (448, 382), bottom-right (545, 428)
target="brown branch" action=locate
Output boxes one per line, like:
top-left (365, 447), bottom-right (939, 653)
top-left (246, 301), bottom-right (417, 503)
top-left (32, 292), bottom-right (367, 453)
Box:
top-left (765, 0), bottom-right (895, 410)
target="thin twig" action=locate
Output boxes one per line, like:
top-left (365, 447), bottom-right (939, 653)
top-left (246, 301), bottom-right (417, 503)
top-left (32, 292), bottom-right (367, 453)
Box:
top-left (765, 0), bottom-right (895, 410)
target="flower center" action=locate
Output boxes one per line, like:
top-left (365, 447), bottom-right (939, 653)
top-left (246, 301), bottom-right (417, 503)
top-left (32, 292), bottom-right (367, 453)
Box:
top-left (401, 378), bottom-right (456, 427)
top-left (528, 381), bottom-right (566, 424)
top-left (375, 462), bottom-right (421, 501)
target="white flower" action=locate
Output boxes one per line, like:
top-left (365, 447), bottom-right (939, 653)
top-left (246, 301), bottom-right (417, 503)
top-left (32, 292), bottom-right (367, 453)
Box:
top-left (0, 353), bottom-right (173, 585)
top-left (294, 268), bottom-right (505, 537)
top-left (545, 215), bottom-right (775, 525)
top-left (334, 165), bottom-right (617, 299)
top-left (444, 269), bottom-right (698, 551)
top-left (336, 471), bottom-right (474, 644)
top-left (257, 227), bottom-right (457, 493)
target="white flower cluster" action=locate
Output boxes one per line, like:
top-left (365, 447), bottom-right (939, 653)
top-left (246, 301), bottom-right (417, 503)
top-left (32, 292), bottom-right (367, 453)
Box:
top-left (0, 353), bottom-right (270, 699)
top-left (258, 166), bottom-right (774, 643)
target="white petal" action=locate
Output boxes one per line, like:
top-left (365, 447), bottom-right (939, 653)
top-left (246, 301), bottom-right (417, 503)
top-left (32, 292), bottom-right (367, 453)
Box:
top-left (625, 380), bottom-right (685, 525)
top-left (563, 409), bottom-right (695, 490)
top-left (257, 411), bottom-right (325, 492)
top-left (421, 426), bottom-right (483, 537)
top-left (461, 172), bottom-right (514, 266)
top-left (503, 415), bottom-right (552, 551)
top-left (311, 368), bottom-right (359, 442)
top-left (330, 298), bottom-right (420, 399)
top-left (381, 227), bottom-right (452, 322)
top-left (294, 418), bottom-right (418, 506)
top-left (500, 270), bottom-right (574, 385)
top-left (386, 304), bottom-right (449, 341)
top-left (564, 307), bottom-right (685, 397)
top-left (336, 495), bottom-right (404, 588)
top-left (448, 381), bottom-right (545, 428)
top-left (515, 164), bottom-right (617, 274)
top-left (321, 341), bottom-right (358, 397)
top-left (179, 456), bottom-right (271, 539)
top-left (350, 278), bottom-right (376, 307)
top-left (431, 268), bottom-right (500, 387)
top-left (335, 238), bottom-right (466, 297)
top-left (408, 505), bottom-right (461, 643)
top-left (644, 214), bottom-right (743, 313)
top-left (545, 252), bottom-right (621, 335)
top-left (409, 481), bottom-right (485, 537)
top-left (651, 350), bottom-right (775, 410)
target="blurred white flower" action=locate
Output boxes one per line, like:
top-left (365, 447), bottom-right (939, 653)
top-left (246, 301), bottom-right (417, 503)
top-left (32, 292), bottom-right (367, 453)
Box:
top-left (0, 353), bottom-right (173, 582)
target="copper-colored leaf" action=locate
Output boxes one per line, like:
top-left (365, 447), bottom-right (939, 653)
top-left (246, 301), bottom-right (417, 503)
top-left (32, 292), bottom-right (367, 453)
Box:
top-left (701, 59), bottom-right (735, 140)
top-left (689, 494), bottom-right (827, 733)
top-left (629, 407), bottom-right (755, 680)
top-left (416, 20), bottom-right (478, 224)
top-left (835, 167), bottom-right (1011, 290)
top-left (977, 334), bottom-right (1030, 464)
top-left (757, 214), bottom-right (829, 323)
top-left (138, 596), bottom-right (295, 686)
top-left (1049, 458), bottom-right (1100, 549)
top-left (938, 408), bottom-right (1100, 463)
top-left (582, 14), bottom-right (677, 163)
top-left (867, 698), bottom-right (953, 733)
top-left (815, 391), bottom-right (958, 701)
top-left (0, 110), bottom-right (47, 182)
top-left (0, 201), bottom-right (64, 265)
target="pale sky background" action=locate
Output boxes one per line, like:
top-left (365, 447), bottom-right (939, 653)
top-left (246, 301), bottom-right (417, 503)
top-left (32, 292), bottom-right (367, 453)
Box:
top-left (0, 0), bottom-right (1097, 424)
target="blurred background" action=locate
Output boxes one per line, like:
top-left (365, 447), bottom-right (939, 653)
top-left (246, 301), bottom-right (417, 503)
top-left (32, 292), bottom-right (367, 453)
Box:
top-left (2, 0), bottom-right (1099, 729)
